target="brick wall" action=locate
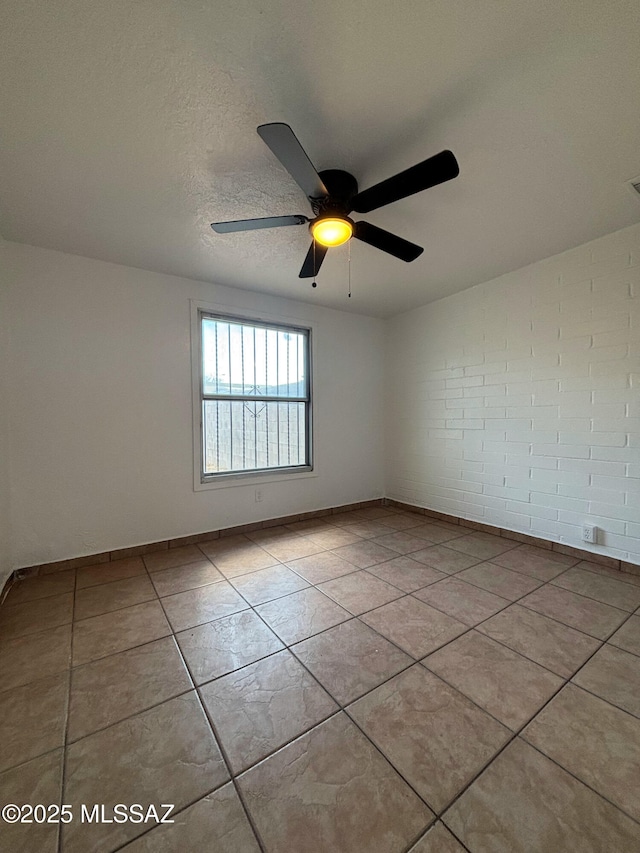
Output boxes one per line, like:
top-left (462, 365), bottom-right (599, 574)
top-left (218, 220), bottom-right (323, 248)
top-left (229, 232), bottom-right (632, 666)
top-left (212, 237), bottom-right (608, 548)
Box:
top-left (386, 222), bottom-right (640, 565)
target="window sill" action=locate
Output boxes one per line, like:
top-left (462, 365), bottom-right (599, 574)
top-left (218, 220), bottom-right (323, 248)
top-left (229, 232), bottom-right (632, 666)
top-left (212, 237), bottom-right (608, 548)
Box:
top-left (194, 467), bottom-right (317, 492)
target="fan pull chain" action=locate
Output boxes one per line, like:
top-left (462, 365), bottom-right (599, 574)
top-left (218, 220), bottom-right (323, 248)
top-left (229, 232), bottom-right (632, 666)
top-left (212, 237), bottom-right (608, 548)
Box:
top-left (312, 240), bottom-right (317, 288)
top-left (348, 240), bottom-right (352, 298)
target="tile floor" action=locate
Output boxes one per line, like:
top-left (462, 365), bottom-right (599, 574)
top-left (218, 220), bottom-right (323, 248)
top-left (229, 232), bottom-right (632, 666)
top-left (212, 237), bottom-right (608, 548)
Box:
top-left (1, 507), bottom-right (640, 852)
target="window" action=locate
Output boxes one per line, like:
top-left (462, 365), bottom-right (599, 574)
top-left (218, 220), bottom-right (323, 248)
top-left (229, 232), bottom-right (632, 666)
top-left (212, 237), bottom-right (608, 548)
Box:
top-left (197, 310), bottom-right (312, 480)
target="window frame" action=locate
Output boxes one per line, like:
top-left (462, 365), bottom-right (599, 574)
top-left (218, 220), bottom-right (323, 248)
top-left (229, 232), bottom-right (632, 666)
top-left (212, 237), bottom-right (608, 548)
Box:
top-left (191, 300), bottom-right (315, 491)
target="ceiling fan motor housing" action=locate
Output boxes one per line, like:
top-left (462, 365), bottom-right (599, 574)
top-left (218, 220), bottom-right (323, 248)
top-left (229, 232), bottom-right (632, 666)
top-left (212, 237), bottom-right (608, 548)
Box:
top-left (313, 169), bottom-right (359, 215)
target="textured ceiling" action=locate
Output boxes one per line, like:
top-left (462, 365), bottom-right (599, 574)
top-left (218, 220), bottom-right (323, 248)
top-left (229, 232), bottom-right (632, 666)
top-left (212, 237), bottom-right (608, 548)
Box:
top-left (1, 0), bottom-right (640, 317)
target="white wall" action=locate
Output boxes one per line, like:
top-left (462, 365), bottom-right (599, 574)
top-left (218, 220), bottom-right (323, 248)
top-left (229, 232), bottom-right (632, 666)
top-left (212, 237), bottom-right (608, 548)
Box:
top-left (0, 254), bottom-right (12, 590)
top-left (386, 222), bottom-right (640, 565)
top-left (2, 241), bottom-right (385, 570)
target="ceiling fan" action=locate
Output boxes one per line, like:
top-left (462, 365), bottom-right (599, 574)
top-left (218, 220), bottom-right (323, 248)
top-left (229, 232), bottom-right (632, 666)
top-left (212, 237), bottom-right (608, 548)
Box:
top-left (211, 123), bottom-right (459, 279)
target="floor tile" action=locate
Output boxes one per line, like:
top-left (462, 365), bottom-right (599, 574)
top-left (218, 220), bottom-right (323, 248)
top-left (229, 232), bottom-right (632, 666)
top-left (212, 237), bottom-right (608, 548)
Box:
top-left (200, 650), bottom-right (337, 773)
top-left (0, 750), bottom-right (63, 853)
top-left (410, 822), bottom-right (466, 853)
top-left (176, 609), bottom-right (284, 684)
top-left (198, 534), bottom-right (251, 555)
top-left (150, 559), bottom-right (224, 596)
top-left (286, 551), bottom-right (358, 584)
top-left (201, 538), bottom-right (280, 578)
top-left (74, 574), bottom-right (157, 621)
top-left (572, 643), bottom-right (640, 717)
top-left (331, 539), bottom-right (399, 569)
top-left (422, 520), bottom-right (465, 534)
top-left (519, 584), bottom-right (628, 639)
top-left (260, 535), bottom-right (324, 562)
top-left (379, 512), bottom-right (425, 531)
top-left (143, 544), bottom-right (209, 572)
top-left (414, 577), bottom-right (509, 626)
top-left (444, 737), bottom-right (640, 853)
top-left (371, 531), bottom-right (432, 555)
top-left (408, 523), bottom-right (466, 544)
top-left (577, 560), bottom-right (640, 587)
top-left (0, 623), bottom-right (71, 691)
top-left (229, 564), bottom-right (309, 605)
top-left (161, 581), bottom-right (248, 633)
top-left (410, 544), bottom-right (483, 573)
top-left (0, 592), bottom-right (73, 640)
top-left (445, 532), bottom-right (518, 560)
top-left (552, 567), bottom-right (640, 611)
top-left (328, 510), bottom-right (373, 527)
top-left (608, 615), bottom-right (640, 656)
top-left (305, 527), bottom-right (363, 549)
top-left (292, 618), bottom-right (412, 704)
top-left (72, 599), bottom-right (171, 666)
top-left (6, 518), bottom-right (640, 853)
top-left (4, 569), bottom-right (75, 605)
top-left (341, 520), bottom-right (396, 538)
top-left (349, 665), bottom-right (510, 812)
top-left (456, 563), bottom-right (542, 599)
top-left (424, 631), bottom-right (562, 730)
top-left (120, 784), bottom-right (260, 852)
top-left (76, 556), bottom-right (146, 589)
top-left (63, 692), bottom-right (228, 853)
top-left (68, 637), bottom-right (192, 741)
top-left (491, 544), bottom-right (577, 580)
top-left (245, 526), bottom-right (298, 545)
top-left (0, 672), bottom-right (69, 772)
top-left (317, 570), bottom-right (403, 615)
top-left (523, 684), bottom-right (640, 822)
top-left (255, 587), bottom-right (351, 645)
top-left (478, 604), bottom-right (601, 677)
top-left (367, 556), bottom-right (446, 593)
top-left (361, 596), bottom-right (468, 658)
top-left (238, 713), bottom-right (433, 853)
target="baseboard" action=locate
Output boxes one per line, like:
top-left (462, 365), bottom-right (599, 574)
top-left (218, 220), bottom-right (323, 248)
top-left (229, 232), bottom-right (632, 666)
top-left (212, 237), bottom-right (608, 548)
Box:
top-left (3, 495), bottom-right (638, 602)
top-left (1, 498), bottom-right (387, 592)
top-left (385, 498), bottom-right (640, 578)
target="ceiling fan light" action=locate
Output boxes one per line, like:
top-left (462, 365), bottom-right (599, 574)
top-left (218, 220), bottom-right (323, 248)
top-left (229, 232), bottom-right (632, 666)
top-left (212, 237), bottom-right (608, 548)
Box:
top-left (311, 217), bottom-right (353, 247)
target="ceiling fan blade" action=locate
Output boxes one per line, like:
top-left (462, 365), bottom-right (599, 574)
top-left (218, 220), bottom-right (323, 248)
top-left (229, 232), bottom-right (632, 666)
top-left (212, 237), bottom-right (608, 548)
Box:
top-left (299, 241), bottom-right (328, 278)
top-left (354, 221), bottom-right (423, 262)
top-left (350, 150), bottom-right (459, 214)
top-left (258, 123), bottom-right (329, 202)
top-left (211, 214), bottom-right (308, 234)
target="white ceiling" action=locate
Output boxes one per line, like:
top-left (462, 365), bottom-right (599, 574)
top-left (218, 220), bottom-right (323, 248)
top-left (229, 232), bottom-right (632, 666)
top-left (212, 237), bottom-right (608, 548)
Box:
top-left (2, 0), bottom-right (640, 318)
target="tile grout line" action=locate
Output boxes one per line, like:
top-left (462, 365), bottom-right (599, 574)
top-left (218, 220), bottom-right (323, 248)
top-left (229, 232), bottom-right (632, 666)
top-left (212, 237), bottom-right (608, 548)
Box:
top-left (44, 561), bottom-right (557, 772)
top-left (3, 522), bottom-right (640, 846)
top-left (228, 564), bottom-right (582, 825)
top-left (438, 601), bottom-right (640, 831)
top-left (107, 781), bottom-right (242, 853)
top-left (400, 819), bottom-right (474, 853)
top-left (0, 546), bottom-right (625, 700)
top-left (153, 584), bottom-right (268, 853)
top-left (564, 670), bottom-right (640, 721)
top-left (224, 585), bottom-right (441, 823)
top-left (0, 530), bottom-right (577, 632)
top-left (518, 730), bottom-right (640, 828)
top-left (1, 549), bottom-right (638, 851)
top-left (5, 559), bottom-right (634, 773)
top-left (0, 545), bottom-right (633, 682)
top-left (412, 560), bottom-right (639, 686)
top-left (57, 566), bottom-right (78, 853)
top-left (269, 562), bottom-right (640, 826)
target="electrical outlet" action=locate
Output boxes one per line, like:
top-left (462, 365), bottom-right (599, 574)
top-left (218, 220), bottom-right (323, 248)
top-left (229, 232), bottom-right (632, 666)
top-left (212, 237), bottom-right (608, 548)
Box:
top-left (582, 524), bottom-right (597, 544)
top-left (255, 489), bottom-right (263, 503)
